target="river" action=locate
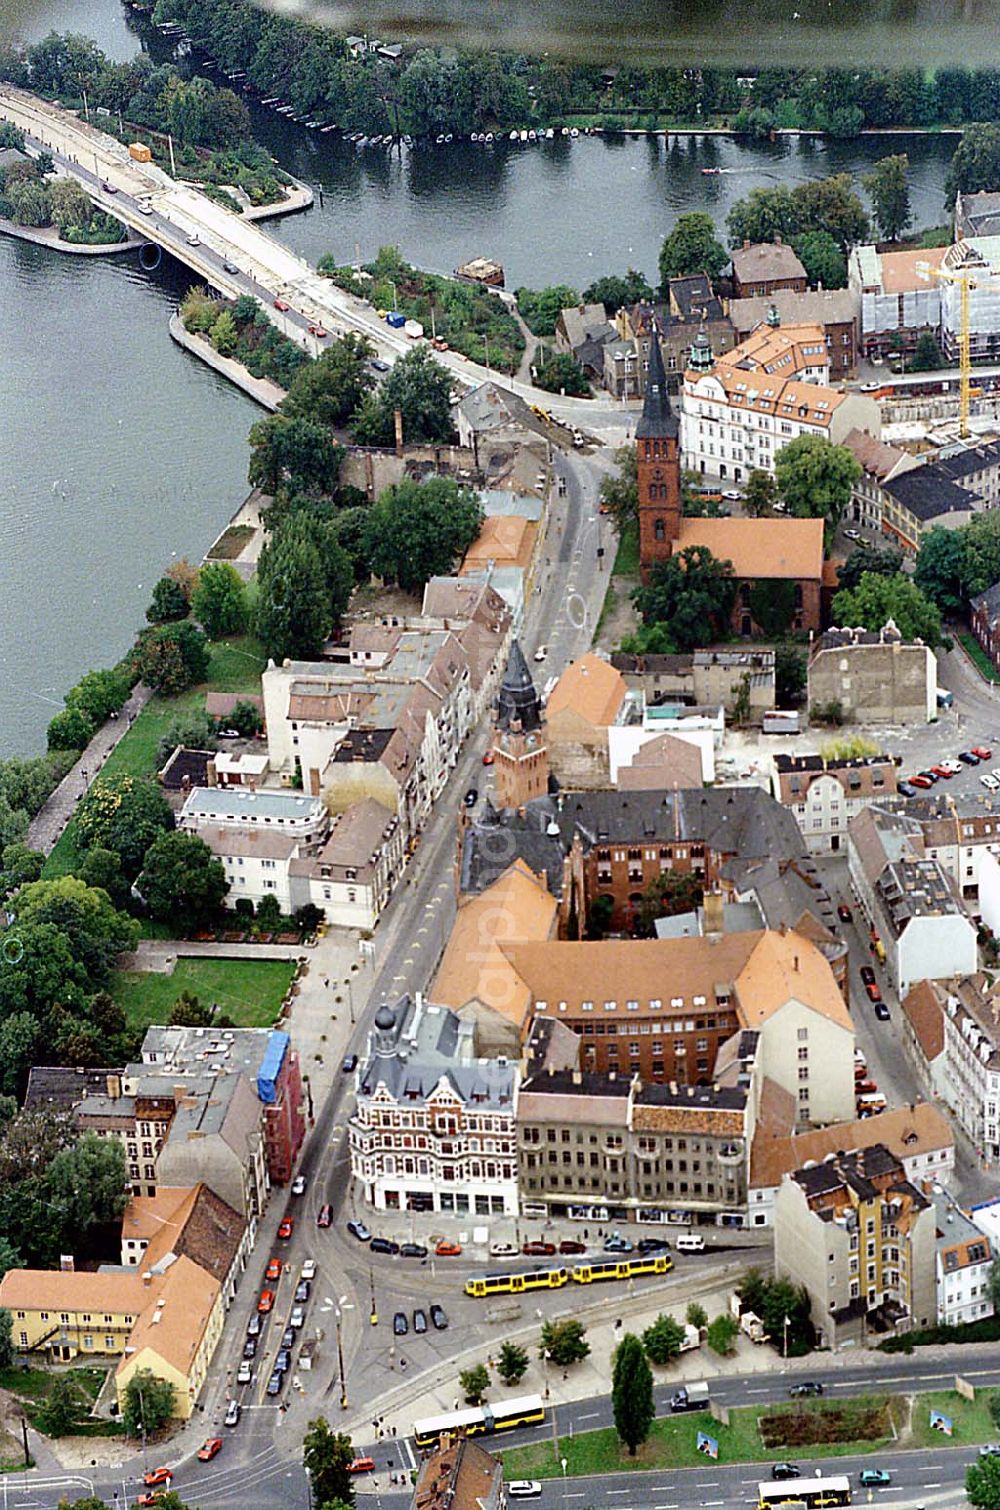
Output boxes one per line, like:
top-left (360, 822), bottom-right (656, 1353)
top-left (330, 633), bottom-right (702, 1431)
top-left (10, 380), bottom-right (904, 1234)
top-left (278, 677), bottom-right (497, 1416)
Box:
top-left (0, 0), bottom-right (960, 756)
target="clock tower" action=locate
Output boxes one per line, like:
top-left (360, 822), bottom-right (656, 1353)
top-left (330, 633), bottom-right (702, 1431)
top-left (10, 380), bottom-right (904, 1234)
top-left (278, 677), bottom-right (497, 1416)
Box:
top-left (637, 329), bottom-right (681, 584)
top-left (492, 641), bottom-right (548, 811)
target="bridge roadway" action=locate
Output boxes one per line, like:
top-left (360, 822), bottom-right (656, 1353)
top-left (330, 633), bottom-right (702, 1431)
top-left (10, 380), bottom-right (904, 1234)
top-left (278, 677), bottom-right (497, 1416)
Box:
top-left (0, 87), bottom-right (601, 420)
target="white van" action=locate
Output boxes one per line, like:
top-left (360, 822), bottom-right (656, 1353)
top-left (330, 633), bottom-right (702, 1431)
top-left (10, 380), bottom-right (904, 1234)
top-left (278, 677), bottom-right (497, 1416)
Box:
top-left (675, 1232), bottom-right (705, 1253)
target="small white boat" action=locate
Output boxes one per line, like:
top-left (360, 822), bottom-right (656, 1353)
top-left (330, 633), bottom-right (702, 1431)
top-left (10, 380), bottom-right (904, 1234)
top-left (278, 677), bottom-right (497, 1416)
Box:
top-left (520, 129), bottom-right (528, 141)
top-left (445, 132), bottom-right (453, 143)
top-left (370, 134), bottom-right (382, 145)
top-left (570, 126), bottom-right (579, 137)
top-left (402, 134), bottom-right (413, 146)
top-left (261, 97), bottom-right (278, 106)
top-left (509, 129), bottom-right (518, 141)
top-left (485, 132), bottom-right (494, 144)
top-left (321, 124), bottom-right (336, 133)
top-left (561, 126), bottom-right (570, 135)
top-left (528, 129), bottom-right (537, 141)
top-left (545, 128), bottom-right (554, 139)
top-left (436, 133), bottom-right (445, 145)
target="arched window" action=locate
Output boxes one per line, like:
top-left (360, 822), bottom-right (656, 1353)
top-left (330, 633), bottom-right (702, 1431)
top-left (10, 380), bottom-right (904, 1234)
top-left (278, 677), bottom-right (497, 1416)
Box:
top-left (654, 519), bottom-right (666, 542)
top-left (794, 583), bottom-right (803, 609)
top-left (740, 581), bottom-right (751, 607)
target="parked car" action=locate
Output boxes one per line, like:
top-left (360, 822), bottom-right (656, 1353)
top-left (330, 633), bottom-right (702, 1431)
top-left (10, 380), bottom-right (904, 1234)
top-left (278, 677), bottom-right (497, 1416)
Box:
top-left (859, 1470), bottom-right (891, 1487)
top-left (137, 1494), bottom-right (165, 1506)
top-left (342, 1054), bottom-right (358, 1073)
top-left (266, 1371), bottom-right (283, 1396)
top-left (507, 1486), bottom-right (543, 1500)
top-left (837, 903), bottom-right (852, 923)
top-left (843, 527), bottom-right (861, 541)
top-left (273, 298), bottom-right (290, 312)
top-left (973, 746), bottom-right (993, 760)
top-left (197, 1438), bottom-right (223, 1461)
top-left (897, 782), bottom-right (917, 798)
top-left (436, 1240), bottom-right (462, 1256)
top-left (464, 787), bottom-right (478, 808)
top-left (533, 645), bottom-right (547, 662)
top-left (637, 1237), bottom-right (671, 1254)
top-left (144, 1471), bottom-right (173, 1489)
top-left (918, 768), bottom-right (940, 783)
top-left (290, 1306), bottom-right (305, 1329)
top-left (242, 1337), bottom-right (258, 1359)
top-left (604, 1233), bottom-right (634, 1253)
top-left (940, 759), bottom-right (963, 774)
top-left (275, 1349), bottom-right (291, 1374)
top-left (246, 1313), bottom-right (261, 1336)
top-left (222, 260), bottom-right (238, 274)
top-left (860, 965), bottom-right (877, 986)
top-left (413, 1308), bottom-right (428, 1333)
top-left (295, 1280), bottom-right (311, 1303)
top-left (874, 1002), bottom-right (891, 1021)
top-left (236, 1361), bottom-right (253, 1385)
top-left (281, 1326), bottom-right (295, 1350)
top-left (789, 1381), bottom-right (824, 1397)
top-left (865, 981), bottom-right (883, 1002)
top-left (931, 764), bottom-right (954, 779)
top-left (370, 358), bottom-right (390, 373)
top-left (346, 1219), bottom-right (370, 1241)
top-left (301, 1258), bottom-right (317, 1280)
top-left (482, 751), bottom-right (495, 765)
top-left (265, 1258), bottom-right (283, 1281)
top-left (224, 1400), bottom-right (241, 1428)
top-left (393, 1311), bottom-right (409, 1336)
top-left (185, 233), bottom-right (200, 245)
top-left (908, 773), bottom-right (933, 788)
top-left (277, 1216), bottom-right (294, 1240)
top-left (959, 750), bottom-right (981, 765)
top-left (489, 1241), bottom-right (519, 1258)
top-left (982, 774), bottom-right (1000, 791)
top-left (771, 1464), bottom-right (802, 1480)
top-left (430, 1304), bottom-right (449, 1330)
top-left (522, 1240), bottom-right (556, 1256)
top-left (291, 1175), bottom-right (306, 1196)
top-left (558, 1238), bottom-right (586, 1255)
top-left (308, 324), bottom-right (328, 338)
top-left (256, 1290), bottom-right (274, 1313)
top-left (371, 1236), bottom-right (401, 1255)
top-left (980, 1445), bottom-right (1000, 1458)
top-left (400, 1242), bottom-right (428, 1259)
top-left (102, 180), bottom-right (118, 194)
top-left (317, 1205), bottom-right (333, 1228)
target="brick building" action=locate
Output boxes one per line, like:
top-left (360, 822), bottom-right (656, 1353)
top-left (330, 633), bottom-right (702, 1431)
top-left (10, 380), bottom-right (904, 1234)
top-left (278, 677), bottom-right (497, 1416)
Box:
top-left (731, 238), bottom-right (808, 300)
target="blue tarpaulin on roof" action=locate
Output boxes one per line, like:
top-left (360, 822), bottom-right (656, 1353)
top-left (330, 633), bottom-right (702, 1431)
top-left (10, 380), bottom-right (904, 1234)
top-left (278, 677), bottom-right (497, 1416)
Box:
top-left (257, 1030), bottom-right (288, 1104)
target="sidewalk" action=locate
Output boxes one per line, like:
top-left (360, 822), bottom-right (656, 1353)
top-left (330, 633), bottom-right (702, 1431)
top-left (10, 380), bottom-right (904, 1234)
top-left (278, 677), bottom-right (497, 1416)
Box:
top-left (26, 685), bottom-right (151, 854)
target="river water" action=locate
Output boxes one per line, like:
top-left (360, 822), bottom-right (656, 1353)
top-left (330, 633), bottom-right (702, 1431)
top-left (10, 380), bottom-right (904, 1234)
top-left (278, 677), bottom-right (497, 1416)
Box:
top-left (0, 0), bottom-right (959, 755)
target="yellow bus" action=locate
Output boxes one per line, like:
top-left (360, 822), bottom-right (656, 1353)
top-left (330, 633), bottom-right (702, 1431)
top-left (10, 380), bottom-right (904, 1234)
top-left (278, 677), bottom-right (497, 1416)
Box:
top-left (571, 1254), bottom-right (673, 1284)
top-left (413, 1394), bottom-right (546, 1448)
top-left (464, 1267), bottom-right (569, 1298)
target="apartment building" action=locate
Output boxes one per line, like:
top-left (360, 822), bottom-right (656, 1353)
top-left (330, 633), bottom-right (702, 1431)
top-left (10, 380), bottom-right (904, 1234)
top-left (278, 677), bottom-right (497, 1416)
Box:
top-left (774, 1143), bottom-right (937, 1349)
top-left (611, 648), bottom-right (776, 718)
top-left (939, 976), bottom-right (1000, 1166)
top-left (807, 625), bottom-right (937, 726)
top-left (882, 468), bottom-right (981, 558)
top-left (517, 1070), bottom-right (751, 1224)
top-left (772, 752), bottom-right (899, 855)
top-left (840, 428), bottom-right (920, 537)
top-left (929, 1186), bottom-right (993, 1326)
top-left (349, 995), bottom-right (518, 1217)
top-left (970, 581), bottom-right (1000, 676)
top-left (731, 239), bottom-right (807, 300)
top-left (729, 288), bottom-right (860, 379)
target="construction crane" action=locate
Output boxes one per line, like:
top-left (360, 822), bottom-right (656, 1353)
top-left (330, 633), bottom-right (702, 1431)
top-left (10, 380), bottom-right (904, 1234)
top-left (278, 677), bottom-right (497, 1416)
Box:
top-left (916, 246), bottom-right (1000, 438)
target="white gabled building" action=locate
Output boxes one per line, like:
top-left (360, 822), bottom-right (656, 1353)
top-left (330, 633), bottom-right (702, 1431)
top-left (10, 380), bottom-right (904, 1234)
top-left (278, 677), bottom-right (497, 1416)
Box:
top-left (929, 1187), bottom-right (993, 1327)
top-left (349, 996), bottom-right (519, 1217)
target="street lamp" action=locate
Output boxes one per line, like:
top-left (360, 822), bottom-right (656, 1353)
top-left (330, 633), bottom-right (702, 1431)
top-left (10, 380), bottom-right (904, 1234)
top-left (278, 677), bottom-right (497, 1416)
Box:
top-left (542, 1347), bottom-right (551, 1401)
top-left (335, 1307), bottom-right (349, 1409)
top-left (369, 1264), bottom-right (378, 1327)
top-left (783, 1314), bottom-right (791, 1360)
top-left (345, 976), bottom-right (356, 1026)
top-left (561, 1456), bottom-right (568, 1510)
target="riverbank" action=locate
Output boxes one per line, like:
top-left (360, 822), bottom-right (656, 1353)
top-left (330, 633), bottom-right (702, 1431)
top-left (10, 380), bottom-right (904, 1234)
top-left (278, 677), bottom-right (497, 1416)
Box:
top-left (0, 215), bottom-right (138, 254)
top-left (168, 310), bottom-right (284, 410)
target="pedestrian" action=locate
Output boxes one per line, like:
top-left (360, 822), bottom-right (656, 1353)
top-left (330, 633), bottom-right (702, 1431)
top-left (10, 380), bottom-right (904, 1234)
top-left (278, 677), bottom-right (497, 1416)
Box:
top-left (391, 1425), bottom-right (397, 1437)
top-left (324, 977), bottom-right (330, 989)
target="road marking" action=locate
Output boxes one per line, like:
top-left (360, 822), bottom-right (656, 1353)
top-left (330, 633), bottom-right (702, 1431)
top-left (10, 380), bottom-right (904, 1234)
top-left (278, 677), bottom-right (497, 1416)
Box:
top-left (577, 1411), bottom-right (601, 1420)
top-left (925, 1483), bottom-right (942, 1489)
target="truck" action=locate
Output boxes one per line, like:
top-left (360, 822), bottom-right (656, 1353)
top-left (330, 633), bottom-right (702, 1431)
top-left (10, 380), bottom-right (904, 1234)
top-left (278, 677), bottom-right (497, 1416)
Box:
top-left (128, 141), bottom-right (152, 163)
top-left (762, 709), bottom-right (801, 735)
top-left (669, 1381), bottom-right (710, 1413)
top-left (680, 1322), bottom-right (701, 1353)
top-left (385, 310), bottom-right (406, 328)
top-left (403, 319), bottom-right (424, 340)
top-left (729, 1291), bottom-right (769, 1343)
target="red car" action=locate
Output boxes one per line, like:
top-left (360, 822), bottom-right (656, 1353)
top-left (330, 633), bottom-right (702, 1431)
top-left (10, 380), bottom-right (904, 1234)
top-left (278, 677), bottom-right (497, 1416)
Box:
top-left (265, 1257), bottom-right (283, 1281)
top-left (278, 1216), bottom-right (294, 1240)
top-left (143, 1470), bottom-right (173, 1489)
top-left (197, 1438), bottom-right (223, 1462)
top-left (909, 774), bottom-right (933, 789)
top-left (435, 1240), bottom-right (462, 1257)
top-left (348, 1457), bottom-right (376, 1475)
top-left (973, 746), bottom-right (993, 761)
top-left (257, 1289), bottom-right (275, 1313)
top-left (273, 297), bottom-right (290, 312)
top-left (558, 1238), bottom-right (586, 1255)
top-left (837, 904), bottom-right (852, 923)
top-left (522, 1240), bottom-right (556, 1256)
top-left (317, 1204), bottom-right (332, 1228)
top-left (865, 981), bottom-right (883, 1003)
top-left (931, 764), bottom-right (954, 779)
top-left (307, 323), bottom-right (328, 338)
top-left (137, 1495), bottom-right (164, 1507)
top-left (482, 751), bottom-right (495, 765)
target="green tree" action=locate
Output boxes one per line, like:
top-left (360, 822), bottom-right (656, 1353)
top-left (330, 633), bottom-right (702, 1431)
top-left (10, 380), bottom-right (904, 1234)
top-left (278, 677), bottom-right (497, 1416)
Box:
top-left (832, 572), bottom-right (942, 647)
top-left (156, 711), bottom-right (219, 767)
top-left (228, 699), bottom-right (263, 737)
top-left (76, 847), bottom-right (129, 908)
top-left (774, 643), bottom-right (807, 705)
top-left (911, 330), bottom-right (945, 371)
top-left (122, 1369), bottom-right (175, 1436)
top-left (792, 229), bottom-right (847, 290)
top-left (743, 469), bottom-right (777, 517)
top-left (0, 1013), bottom-right (40, 1099)
top-left (7, 177), bottom-right (51, 227)
top-left (495, 1340), bottom-right (530, 1387)
top-left (581, 269), bottom-right (654, 313)
top-left (190, 562), bottom-right (247, 638)
top-left (47, 704), bottom-right (95, 752)
top-left (364, 476), bottom-right (483, 594)
top-left (256, 513), bottom-right (352, 659)
top-left (946, 122), bottom-right (1000, 207)
top-left (612, 1333), bottom-right (655, 1456)
top-left (774, 435), bottom-right (861, 546)
top-left (659, 212), bottom-right (727, 287)
top-left (0, 843), bottom-right (44, 897)
top-left (533, 349), bottom-right (590, 397)
top-left (302, 1418), bottom-right (356, 1507)
top-left (636, 871), bottom-right (704, 936)
top-left (540, 1317), bottom-right (589, 1367)
top-left (756, 1277), bottom-right (814, 1356)
top-left (0, 1308), bottom-right (14, 1371)
top-left (727, 185), bottom-right (799, 247)
top-left (749, 579), bottom-right (797, 639)
top-left (281, 333), bottom-right (374, 427)
top-left (256, 893), bottom-right (282, 931)
top-left (210, 308), bottom-right (239, 357)
top-left (863, 154), bottom-right (912, 242)
top-left (46, 1133), bottom-right (127, 1232)
top-left (145, 575), bottom-right (190, 624)
top-left (838, 543), bottom-right (905, 594)
top-left (600, 445), bottom-right (638, 537)
top-left (515, 284), bottom-right (580, 337)
top-left (706, 1314), bottom-right (739, 1356)
top-left (48, 176), bottom-right (92, 231)
top-left (915, 529), bottom-right (970, 614)
top-left (36, 1373), bottom-right (85, 1436)
top-left (641, 1312), bottom-right (687, 1365)
top-left (131, 622), bottom-right (210, 695)
top-left (350, 346), bottom-right (455, 448)
top-left (76, 776), bottom-right (173, 878)
top-left (138, 831), bottom-right (228, 928)
top-left (632, 545), bottom-right (737, 652)
top-left (968, 1450), bottom-right (1000, 1510)
top-left (248, 414), bottom-right (343, 496)
top-left (67, 668), bottom-right (130, 726)
top-left (962, 511), bottom-right (1000, 597)
top-left (686, 1302), bottom-right (708, 1330)
top-left (459, 1362), bottom-right (491, 1404)
top-left (169, 990), bottom-right (214, 1028)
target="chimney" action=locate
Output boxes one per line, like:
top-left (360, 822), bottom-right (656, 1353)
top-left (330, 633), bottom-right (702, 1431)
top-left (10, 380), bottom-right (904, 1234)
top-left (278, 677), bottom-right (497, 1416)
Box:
top-left (59, 1254), bottom-right (75, 1272)
top-left (206, 757), bottom-right (218, 788)
top-left (774, 232), bottom-right (783, 244)
top-left (743, 239), bottom-right (750, 250)
top-left (703, 890), bottom-right (724, 935)
top-left (394, 406), bottom-right (404, 457)
top-left (106, 1072), bottom-right (122, 1099)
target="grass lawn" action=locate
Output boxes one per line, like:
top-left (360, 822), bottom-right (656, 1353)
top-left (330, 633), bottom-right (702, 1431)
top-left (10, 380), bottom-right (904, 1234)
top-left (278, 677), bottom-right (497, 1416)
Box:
top-left (612, 522), bottom-right (640, 577)
top-left (907, 1389), bottom-right (999, 1449)
top-left (44, 636), bottom-right (268, 879)
top-left (113, 957), bottom-right (295, 1034)
top-left (960, 631), bottom-right (1000, 684)
top-left (500, 1396), bottom-right (907, 1479)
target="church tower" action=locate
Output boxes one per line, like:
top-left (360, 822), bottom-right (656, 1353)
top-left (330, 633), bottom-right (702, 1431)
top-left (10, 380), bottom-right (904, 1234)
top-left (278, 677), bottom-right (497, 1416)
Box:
top-left (492, 641), bottom-right (548, 810)
top-left (637, 330), bottom-right (681, 584)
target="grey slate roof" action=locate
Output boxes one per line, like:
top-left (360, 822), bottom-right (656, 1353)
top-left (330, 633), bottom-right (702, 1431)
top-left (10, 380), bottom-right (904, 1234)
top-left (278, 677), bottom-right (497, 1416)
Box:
top-left (543, 786), bottom-right (805, 861)
top-left (358, 995), bottom-right (515, 1108)
top-left (972, 581), bottom-right (1000, 629)
top-left (635, 335), bottom-right (678, 441)
top-left (883, 467), bottom-right (982, 522)
top-left (495, 640), bottom-right (541, 732)
top-left (460, 802), bottom-right (565, 898)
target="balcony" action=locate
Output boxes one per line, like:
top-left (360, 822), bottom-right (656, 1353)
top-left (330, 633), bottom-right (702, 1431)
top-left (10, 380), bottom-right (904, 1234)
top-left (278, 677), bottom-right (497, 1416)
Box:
top-left (717, 1141), bottom-right (745, 1167)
